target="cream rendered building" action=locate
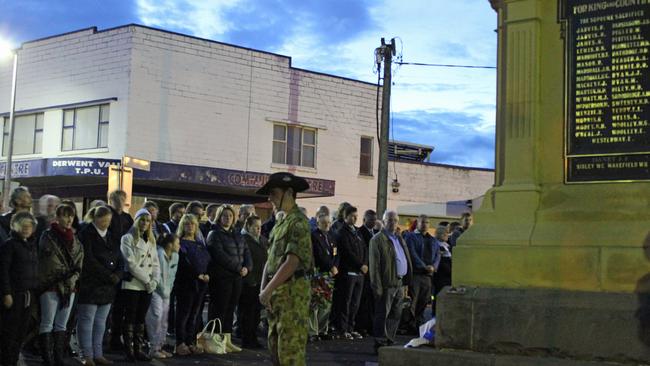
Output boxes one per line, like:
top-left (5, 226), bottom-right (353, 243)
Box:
top-left (0, 24), bottom-right (493, 220)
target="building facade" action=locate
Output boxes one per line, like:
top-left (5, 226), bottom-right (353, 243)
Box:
top-left (0, 24), bottom-right (493, 220)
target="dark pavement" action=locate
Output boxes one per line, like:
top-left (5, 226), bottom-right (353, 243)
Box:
top-left (24, 335), bottom-right (414, 366)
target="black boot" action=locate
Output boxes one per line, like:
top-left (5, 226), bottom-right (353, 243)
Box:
top-left (39, 333), bottom-right (54, 366)
top-left (1, 339), bottom-right (19, 366)
top-left (52, 331), bottom-right (67, 366)
top-left (109, 326), bottom-right (124, 352)
top-left (133, 324), bottom-right (151, 362)
top-left (122, 324), bottom-right (135, 362)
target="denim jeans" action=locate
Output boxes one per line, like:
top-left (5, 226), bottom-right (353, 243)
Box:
top-left (76, 303), bottom-right (112, 359)
top-left (39, 291), bottom-right (75, 334)
top-left (145, 293), bottom-right (170, 351)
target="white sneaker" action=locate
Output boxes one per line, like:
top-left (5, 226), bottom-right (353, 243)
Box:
top-left (150, 350), bottom-right (168, 359)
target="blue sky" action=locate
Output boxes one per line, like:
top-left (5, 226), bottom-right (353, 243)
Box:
top-left (0, 0), bottom-right (497, 169)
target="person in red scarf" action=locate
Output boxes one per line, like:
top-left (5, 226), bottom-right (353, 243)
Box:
top-left (37, 204), bottom-right (84, 366)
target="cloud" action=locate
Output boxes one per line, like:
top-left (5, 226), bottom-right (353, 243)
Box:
top-left (392, 109), bottom-right (495, 168)
top-left (135, 0), bottom-right (374, 55)
top-left (136, 0), bottom-right (242, 39)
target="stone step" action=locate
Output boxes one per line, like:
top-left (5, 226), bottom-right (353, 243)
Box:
top-left (378, 347), bottom-right (636, 366)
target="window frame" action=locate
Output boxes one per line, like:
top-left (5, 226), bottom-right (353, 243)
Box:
top-left (359, 136), bottom-right (374, 176)
top-left (272, 123), bottom-right (318, 169)
top-left (61, 104), bottom-right (110, 152)
top-left (272, 124), bottom-right (288, 165)
top-left (2, 113), bottom-right (44, 156)
top-left (301, 127), bottom-right (317, 168)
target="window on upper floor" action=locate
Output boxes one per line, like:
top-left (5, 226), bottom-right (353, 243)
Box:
top-left (272, 124), bottom-right (317, 168)
top-left (2, 113), bottom-right (44, 156)
top-left (360, 136), bottom-right (373, 176)
top-left (62, 104), bottom-right (109, 151)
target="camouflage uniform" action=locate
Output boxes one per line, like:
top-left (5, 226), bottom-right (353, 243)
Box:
top-left (266, 205), bottom-right (313, 366)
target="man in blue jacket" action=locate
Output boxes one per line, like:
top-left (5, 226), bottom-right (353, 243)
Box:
top-left (404, 215), bottom-right (440, 327)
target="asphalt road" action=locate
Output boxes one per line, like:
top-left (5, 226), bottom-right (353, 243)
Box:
top-left (24, 335), bottom-right (414, 366)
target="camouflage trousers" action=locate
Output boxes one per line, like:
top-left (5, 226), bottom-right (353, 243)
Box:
top-left (268, 277), bottom-right (310, 366)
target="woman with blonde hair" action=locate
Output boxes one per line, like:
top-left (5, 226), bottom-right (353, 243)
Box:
top-left (174, 214), bottom-right (210, 356)
top-left (206, 204), bottom-right (252, 353)
top-left (119, 209), bottom-right (160, 362)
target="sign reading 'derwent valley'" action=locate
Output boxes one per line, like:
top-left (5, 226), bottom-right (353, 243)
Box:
top-left (563, 0), bottom-right (650, 183)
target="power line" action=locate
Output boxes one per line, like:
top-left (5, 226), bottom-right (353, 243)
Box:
top-left (397, 61), bottom-right (496, 69)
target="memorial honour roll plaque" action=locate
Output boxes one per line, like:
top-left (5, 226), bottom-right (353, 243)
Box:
top-left (563, 0), bottom-right (650, 183)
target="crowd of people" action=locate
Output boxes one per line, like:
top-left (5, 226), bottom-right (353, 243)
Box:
top-left (306, 203), bottom-right (472, 351)
top-left (0, 185), bottom-right (472, 366)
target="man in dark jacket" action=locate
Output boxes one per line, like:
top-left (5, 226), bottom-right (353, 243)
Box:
top-left (260, 211), bottom-right (276, 239)
top-left (330, 202), bottom-right (351, 236)
top-left (310, 213), bottom-right (338, 340)
top-left (369, 210), bottom-right (412, 353)
top-left (234, 204), bottom-right (256, 234)
top-left (0, 187), bottom-right (34, 243)
top-left (106, 189), bottom-right (133, 351)
top-left (107, 190), bottom-right (133, 239)
top-left (355, 209), bottom-right (378, 336)
top-left (163, 203), bottom-right (185, 235)
top-left (200, 204), bottom-right (219, 239)
top-left (34, 195), bottom-right (60, 242)
top-left (309, 206), bottom-right (329, 232)
top-left (448, 212), bottom-right (472, 250)
top-left (335, 206), bottom-right (367, 340)
top-left (404, 215), bottom-right (440, 328)
top-left (143, 201), bottom-right (165, 241)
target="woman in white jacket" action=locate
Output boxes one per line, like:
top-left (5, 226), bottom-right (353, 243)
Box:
top-left (120, 209), bottom-right (160, 362)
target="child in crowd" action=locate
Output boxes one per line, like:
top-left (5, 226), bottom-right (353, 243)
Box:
top-left (0, 212), bottom-right (39, 366)
top-left (146, 233), bottom-right (180, 359)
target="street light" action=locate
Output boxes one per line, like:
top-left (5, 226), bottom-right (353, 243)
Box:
top-left (0, 39), bottom-right (17, 212)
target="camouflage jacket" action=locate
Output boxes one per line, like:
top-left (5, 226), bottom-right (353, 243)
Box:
top-left (266, 205), bottom-right (314, 276)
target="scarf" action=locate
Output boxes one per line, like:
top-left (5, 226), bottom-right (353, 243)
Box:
top-left (51, 222), bottom-right (74, 250)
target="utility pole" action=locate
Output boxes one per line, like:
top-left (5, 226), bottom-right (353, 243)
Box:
top-left (376, 38), bottom-right (395, 218)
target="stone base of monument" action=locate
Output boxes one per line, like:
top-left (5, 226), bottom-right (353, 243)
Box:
top-left (379, 286), bottom-right (650, 365)
top-left (378, 347), bottom-right (633, 366)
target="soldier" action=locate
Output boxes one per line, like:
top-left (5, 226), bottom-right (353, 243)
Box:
top-left (257, 172), bottom-right (314, 366)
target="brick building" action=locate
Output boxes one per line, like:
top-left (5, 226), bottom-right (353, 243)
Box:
top-left (0, 24), bottom-right (493, 221)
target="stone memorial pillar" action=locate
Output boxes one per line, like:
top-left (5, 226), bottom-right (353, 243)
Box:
top-left (433, 0), bottom-right (650, 364)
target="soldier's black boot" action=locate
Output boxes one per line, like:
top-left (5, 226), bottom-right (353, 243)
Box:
top-left (39, 332), bottom-right (55, 366)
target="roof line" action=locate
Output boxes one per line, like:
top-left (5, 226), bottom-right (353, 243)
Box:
top-left (21, 24), bottom-right (380, 88)
top-left (0, 97), bottom-right (118, 117)
top-left (22, 26), bottom-right (98, 47)
top-left (390, 158), bottom-right (495, 172)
